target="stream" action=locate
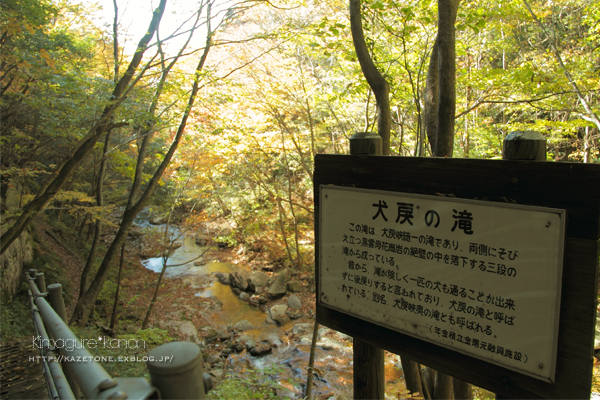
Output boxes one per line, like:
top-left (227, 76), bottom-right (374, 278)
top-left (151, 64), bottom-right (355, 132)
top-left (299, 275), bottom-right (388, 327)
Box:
top-left (140, 229), bottom-right (406, 399)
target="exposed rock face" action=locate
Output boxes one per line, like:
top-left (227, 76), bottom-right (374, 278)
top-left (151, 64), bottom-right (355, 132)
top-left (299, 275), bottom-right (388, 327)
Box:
top-left (1, 230), bottom-right (33, 301)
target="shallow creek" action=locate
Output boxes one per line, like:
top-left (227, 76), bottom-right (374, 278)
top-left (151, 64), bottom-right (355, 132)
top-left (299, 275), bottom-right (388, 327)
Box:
top-left (141, 233), bottom-right (406, 398)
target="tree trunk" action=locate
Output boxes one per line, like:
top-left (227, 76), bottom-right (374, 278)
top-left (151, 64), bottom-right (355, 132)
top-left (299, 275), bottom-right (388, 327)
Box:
top-left (422, 1), bottom-right (472, 398)
top-left (71, 14), bottom-right (213, 326)
top-left (401, 356), bottom-right (427, 398)
top-left (80, 129), bottom-right (112, 298)
top-left (434, 0), bottom-right (459, 157)
top-left (349, 0), bottom-right (391, 154)
top-left (424, 38), bottom-right (439, 154)
top-left (0, 0), bottom-right (168, 255)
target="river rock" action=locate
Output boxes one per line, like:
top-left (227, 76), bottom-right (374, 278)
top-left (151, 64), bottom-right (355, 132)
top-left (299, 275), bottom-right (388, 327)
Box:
top-left (215, 272), bottom-right (230, 285)
top-left (317, 337), bottom-right (344, 351)
top-left (170, 241), bottom-right (183, 251)
top-left (202, 327), bottom-right (220, 343)
top-left (139, 243), bottom-right (157, 259)
top-left (150, 215), bottom-right (168, 225)
top-left (178, 321), bottom-right (199, 342)
top-left (287, 280), bottom-right (303, 292)
top-left (221, 348), bottom-right (232, 356)
top-left (218, 330), bottom-right (232, 341)
top-left (229, 270), bottom-right (251, 291)
top-left (233, 320), bottom-right (254, 332)
top-left (286, 309), bottom-right (303, 319)
top-left (269, 304), bottom-right (289, 325)
top-left (232, 342), bottom-right (245, 353)
top-left (195, 234), bottom-right (210, 246)
top-left (207, 354), bottom-right (221, 365)
top-left (239, 292), bottom-right (250, 301)
top-left (249, 343), bottom-right (272, 357)
top-left (210, 369), bottom-right (224, 380)
top-left (267, 269), bottom-right (292, 299)
top-left (292, 323), bottom-right (314, 335)
top-left (239, 336), bottom-right (257, 351)
top-left (247, 271), bottom-right (269, 293)
top-left (287, 294), bottom-right (302, 309)
top-left (249, 295), bottom-right (268, 306)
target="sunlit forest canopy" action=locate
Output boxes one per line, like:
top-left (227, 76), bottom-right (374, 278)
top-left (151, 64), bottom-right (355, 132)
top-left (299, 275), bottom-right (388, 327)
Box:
top-left (1, 0), bottom-right (599, 264)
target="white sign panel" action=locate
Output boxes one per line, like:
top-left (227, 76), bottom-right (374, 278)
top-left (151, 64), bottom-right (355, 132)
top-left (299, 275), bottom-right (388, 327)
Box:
top-left (319, 186), bottom-right (565, 382)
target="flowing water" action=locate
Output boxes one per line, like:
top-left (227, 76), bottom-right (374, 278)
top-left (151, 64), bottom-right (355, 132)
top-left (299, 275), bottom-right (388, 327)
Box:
top-left (141, 232), bottom-right (406, 398)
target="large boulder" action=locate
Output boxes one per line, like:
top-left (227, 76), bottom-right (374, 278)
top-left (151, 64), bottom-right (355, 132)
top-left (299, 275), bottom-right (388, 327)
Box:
top-left (229, 270), bottom-right (251, 291)
top-left (268, 304), bottom-right (289, 325)
top-left (287, 280), bottom-right (303, 292)
top-left (287, 294), bottom-right (302, 309)
top-left (215, 272), bottom-right (230, 285)
top-left (247, 271), bottom-right (269, 293)
top-left (267, 269), bottom-right (292, 299)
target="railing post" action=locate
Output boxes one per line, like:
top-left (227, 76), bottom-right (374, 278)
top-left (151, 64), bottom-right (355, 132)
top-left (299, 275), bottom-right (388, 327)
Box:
top-left (350, 132), bottom-right (385, 400)
top-left (496, 130), bottom-right (547, 400)
top-left (147, 341), bottom-right (209, 399)
top-left (35, 272), bottom-right (47, 293)
top-left (47, 283), bottom-right (80, 398)
top-left (47, 283), bottom-right (67, 323)
top-left (502, 131), bottom-right (546, 161)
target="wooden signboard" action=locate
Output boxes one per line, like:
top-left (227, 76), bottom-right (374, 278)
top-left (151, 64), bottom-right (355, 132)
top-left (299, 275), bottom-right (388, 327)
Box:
top-left (314, 155), bottom-right (600, 399)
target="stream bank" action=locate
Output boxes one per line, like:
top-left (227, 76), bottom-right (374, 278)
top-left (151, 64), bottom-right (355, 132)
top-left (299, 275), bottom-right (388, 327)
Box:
top-left (133, 223), bottom-right (408, 399)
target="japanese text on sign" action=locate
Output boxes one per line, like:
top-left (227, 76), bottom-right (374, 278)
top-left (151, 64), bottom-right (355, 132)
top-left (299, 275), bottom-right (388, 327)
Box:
top-left (319, 186), bottom-right (565, 382)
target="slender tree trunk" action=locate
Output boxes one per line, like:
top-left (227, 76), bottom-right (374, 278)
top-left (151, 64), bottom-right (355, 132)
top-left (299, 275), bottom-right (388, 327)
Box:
top-left (142, 215), bottom-right (173, 329)
top-left (349, 0), bottom-right (391, 154)
top-left (71, 12), bottom-right (213, 326)
top-left (401, 356), bottom-right (427, 398)
top-left (424, 38), bottom-right (439, 154)
top-left (0, 0), bottom-right (168, 255)
top-left (435, 0), bottom-right (459, 157)
top-left (453, 377), bottom-right (473, 400)
top-left (109, 243), bottom-right (126, 332)
top-left (423, 1), bottom-right (472, 398)
top-left (80, 130), bottom-right (112, 298)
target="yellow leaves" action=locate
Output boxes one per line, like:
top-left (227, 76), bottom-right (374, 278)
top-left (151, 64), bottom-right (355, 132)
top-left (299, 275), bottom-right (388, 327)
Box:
top-left (39, 49), bottom-right (56, 72)
top-left (53, 190), bottom-right (94, 204)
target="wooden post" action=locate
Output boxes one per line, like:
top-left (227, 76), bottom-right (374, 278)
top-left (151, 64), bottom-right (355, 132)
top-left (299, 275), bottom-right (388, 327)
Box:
top-left (46, 283), bottom-right (80, 399)
top-left (35, 272), bottom-right (47, 293)
top-left (350, 132), bottom-right (385, 400)
top-left (502, 131), bottom-right (546, 161)
top-left (47, 283), bottom-right (67, 322)
top-left (496, 131), bottom-right (547, 400)
top-left (147, 342), bottom-right (207, 399)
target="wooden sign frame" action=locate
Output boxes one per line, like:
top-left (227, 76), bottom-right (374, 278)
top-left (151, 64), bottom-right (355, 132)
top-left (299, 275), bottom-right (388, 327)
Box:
top-left (314, 154), bottom-right (600, 399)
